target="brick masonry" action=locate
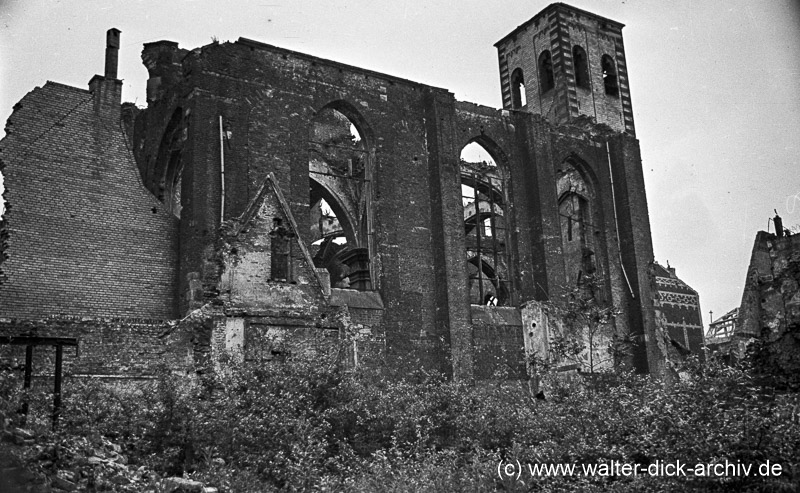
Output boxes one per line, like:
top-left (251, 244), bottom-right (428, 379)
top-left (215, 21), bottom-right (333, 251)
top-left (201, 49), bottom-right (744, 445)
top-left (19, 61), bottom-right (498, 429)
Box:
top-left (0, 80), bottom-right (178, 321)
top-left (1, 4), bottom-right (665, 380)
top-left (652, 262), bottom-right (705, 357)
top-left (735, 231), bottom-right (800, 383)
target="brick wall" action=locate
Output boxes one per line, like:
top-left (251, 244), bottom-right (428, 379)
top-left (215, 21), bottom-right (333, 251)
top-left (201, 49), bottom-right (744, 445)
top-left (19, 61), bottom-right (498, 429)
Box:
top-left (496, 4), bottom-right (635, 135)
top-left (128, 33), bottom-right (661, 378)
top-left (0, 317), bottom-right (189, 377)
top-left (0, 80), bottom-right (178, 320)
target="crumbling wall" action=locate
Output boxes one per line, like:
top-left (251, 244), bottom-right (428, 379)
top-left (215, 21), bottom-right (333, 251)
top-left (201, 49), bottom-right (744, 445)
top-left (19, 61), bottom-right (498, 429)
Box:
top-left (0, 317), bottom-right (190, 377)
top-left (0, 81), bottom-right (178, 320)
top-left (471, 306), bottom-right (525, 379)
top-left (737, 231), bottom-right (800, 386)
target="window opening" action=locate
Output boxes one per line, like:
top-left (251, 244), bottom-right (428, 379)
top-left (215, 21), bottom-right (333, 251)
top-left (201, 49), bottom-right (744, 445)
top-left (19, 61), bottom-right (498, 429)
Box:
top-left (269, 218), bottom-right (294, 282)
top-left (461, 142), bottom-right (496, 167)
top-left (308, 105), bottom-right (372, 290)
top-left (460, 141), bottom-right (512, 306)
top-left (572, 45), bottom-right (590, 89)
top-left (557, 162), bottom-right (599, 291)
top-left (510, 68), bottom-right (527, 109)
top-left (538, 50), bottom-right (555, 93)
top-left (170, 164), bottom-right (183, 219)
top-left (602, 55), bottom-right (619, 97)
top-left (153, 108), bottom-right (186, 218)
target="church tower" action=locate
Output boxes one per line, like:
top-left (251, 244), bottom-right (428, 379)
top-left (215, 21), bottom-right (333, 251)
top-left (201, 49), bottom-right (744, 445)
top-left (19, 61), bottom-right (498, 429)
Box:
top-left (495, 3), bottom-right (635, 135)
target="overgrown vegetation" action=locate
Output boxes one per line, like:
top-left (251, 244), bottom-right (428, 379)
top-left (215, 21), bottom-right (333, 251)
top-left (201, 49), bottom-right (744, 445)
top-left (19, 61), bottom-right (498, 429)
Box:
top-left (2, 348), bottom-right (799, 492)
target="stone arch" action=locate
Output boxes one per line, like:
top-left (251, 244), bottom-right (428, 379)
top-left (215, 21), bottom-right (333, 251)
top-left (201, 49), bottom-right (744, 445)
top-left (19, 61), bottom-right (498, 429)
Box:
top-left (307, 100), bottom-right (375, 290)
top-left (460, 135), bottom-right (509, 168)
top-left (317, 99), bottom-right (376, 148)
top-left (538, 50), bottom-right (555, 93)
top-left (510, 68), bottom-right (526, 109)
top-left (556, 156), bottom-right (603, 290)
top-left (152, 107), bottom-right (185, 218)
top-left (309, 179), bottom-right (357, 246)
top-left (459, 137), bottom-right (513, 306)
top-left (572, 45), bottom-right (590, 89)
top-left (601, 54), bottom-right (619, 97)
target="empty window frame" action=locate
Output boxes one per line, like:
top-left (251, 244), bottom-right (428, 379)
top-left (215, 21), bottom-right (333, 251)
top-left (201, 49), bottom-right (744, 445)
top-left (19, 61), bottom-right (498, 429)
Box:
top-left (601, 55), bottom-right (619, 96)
top-left (510, 68), bottom-right (527, 109)
top-left (269, 218), bottom-right (294, 282)
top-left (308, 104), bottom-right (373, 290)
top-left (556, 161), bottom-right (599, 292)
top-left (460, 162), bottom-right (512, 306)
top-left (538, 50), bottom-right (555, 93)
top-left (572, 45), bottom-right (590, 89)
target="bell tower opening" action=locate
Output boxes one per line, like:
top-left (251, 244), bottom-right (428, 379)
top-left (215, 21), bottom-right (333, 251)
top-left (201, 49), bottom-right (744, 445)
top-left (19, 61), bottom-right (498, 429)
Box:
top-left (494, 3), bottom-right (635, 135)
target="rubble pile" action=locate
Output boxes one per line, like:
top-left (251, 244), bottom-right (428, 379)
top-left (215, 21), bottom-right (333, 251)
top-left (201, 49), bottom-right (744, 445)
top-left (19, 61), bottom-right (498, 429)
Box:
top-left (1, 426), bottom-right (218, 493)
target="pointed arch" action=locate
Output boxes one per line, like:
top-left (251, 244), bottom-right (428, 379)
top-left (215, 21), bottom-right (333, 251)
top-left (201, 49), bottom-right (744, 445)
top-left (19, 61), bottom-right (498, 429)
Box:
top-left (308, 100), bottom-right (376, 290)
top-left (152, 107), bottom-right (185, 218)
top-left (459, 137), bottom-right (513, 306)
top-left (556, 157), bottom-right (602, 291)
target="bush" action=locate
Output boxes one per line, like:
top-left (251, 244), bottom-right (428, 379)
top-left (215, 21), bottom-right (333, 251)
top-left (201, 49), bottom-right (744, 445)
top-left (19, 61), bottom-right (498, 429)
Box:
top-left (3, 350), bottom-right (799, 492)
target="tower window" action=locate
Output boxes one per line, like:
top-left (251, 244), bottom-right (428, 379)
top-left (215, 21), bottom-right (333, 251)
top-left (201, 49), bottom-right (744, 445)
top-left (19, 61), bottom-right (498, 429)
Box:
top-left (510, 68), bottom-right (526, 109)
top-left (602, 55), bottom-right (619, 97)
top-left (538, 50), bottom-right (554, 93)
top-left (572, 46), bottom-right (590, 89)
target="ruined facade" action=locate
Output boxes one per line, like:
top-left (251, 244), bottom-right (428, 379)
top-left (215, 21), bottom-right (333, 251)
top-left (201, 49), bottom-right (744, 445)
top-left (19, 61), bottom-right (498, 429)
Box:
top-left (652, 262), bottom-right (704, 357)
top-left (0, 4), bottom-right (666, 380)
top-left (734, 229), bottom-right (800, 384)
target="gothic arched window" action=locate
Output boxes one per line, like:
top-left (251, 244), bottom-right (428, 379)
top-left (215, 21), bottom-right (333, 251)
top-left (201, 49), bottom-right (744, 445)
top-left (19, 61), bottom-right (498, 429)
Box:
top-left (460, 141), bottom-right (512, 306)
top-left (557, 161), bottom-right (597, 288)
top-left (308, 103), bottom-right (374, 290)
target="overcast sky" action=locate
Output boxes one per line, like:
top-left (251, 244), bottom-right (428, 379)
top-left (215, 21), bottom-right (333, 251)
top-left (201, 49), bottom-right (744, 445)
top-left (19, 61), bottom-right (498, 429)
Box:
top-left (1, 0), bottom-right (799, 329)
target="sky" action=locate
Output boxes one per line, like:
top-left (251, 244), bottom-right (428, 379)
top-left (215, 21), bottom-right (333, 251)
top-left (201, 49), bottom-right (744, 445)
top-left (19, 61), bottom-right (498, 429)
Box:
top-left (1, 0), bottom-right (798, 329)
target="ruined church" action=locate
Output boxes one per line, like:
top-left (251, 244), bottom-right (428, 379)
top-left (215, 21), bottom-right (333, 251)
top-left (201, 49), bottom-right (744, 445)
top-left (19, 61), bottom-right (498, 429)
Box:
top-left (0, 3), bottom-right (669, 380)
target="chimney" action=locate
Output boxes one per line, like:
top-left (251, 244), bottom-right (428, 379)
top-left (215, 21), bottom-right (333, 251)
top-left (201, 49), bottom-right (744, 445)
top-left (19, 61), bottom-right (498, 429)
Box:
top-left (89, 28), bottom-right (123, 115)
top-left (105, 28), bottom-right (121, 79)
top-left (774, 211), bottom-right (784, 237)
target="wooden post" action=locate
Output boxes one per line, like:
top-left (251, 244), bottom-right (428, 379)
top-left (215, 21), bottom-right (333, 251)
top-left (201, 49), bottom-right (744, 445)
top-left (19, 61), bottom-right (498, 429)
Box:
top-left (20, 345), bottom-right (33, 425)
top-left (52, 344), bottom-right (63, 430)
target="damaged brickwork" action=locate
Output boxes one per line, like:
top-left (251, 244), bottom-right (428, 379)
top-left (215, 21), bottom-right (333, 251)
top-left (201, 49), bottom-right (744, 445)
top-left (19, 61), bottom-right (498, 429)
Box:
top-left (735, 230), bottom-right (800, 387)
top-left (0, 317), bottom-right (189, 377)
top-left (1, 4), bottom-right (666, 380)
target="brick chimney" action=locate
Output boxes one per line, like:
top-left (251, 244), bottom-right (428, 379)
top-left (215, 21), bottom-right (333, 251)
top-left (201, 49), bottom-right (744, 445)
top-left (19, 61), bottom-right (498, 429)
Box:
top-left (89, 28), bottom-right (123, 116)
top-left (105, 28), bottom-right (121, 79)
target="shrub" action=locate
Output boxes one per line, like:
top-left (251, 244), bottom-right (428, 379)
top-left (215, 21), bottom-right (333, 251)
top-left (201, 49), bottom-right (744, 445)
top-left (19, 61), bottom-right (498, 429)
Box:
top-left (3, 349), bottom-right (799, 492)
